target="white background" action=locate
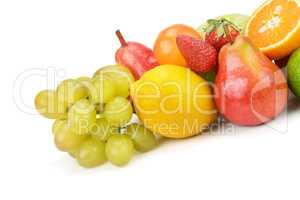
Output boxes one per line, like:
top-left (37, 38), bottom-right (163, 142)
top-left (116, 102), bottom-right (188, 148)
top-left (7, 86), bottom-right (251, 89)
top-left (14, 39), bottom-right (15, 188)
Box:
top-left (1, 0), bottom-right (300, 199)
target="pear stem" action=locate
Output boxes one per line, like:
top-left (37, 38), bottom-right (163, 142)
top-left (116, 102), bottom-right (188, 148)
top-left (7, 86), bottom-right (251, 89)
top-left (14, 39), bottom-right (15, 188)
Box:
top-left (115, 30), bottom-right (127, 47)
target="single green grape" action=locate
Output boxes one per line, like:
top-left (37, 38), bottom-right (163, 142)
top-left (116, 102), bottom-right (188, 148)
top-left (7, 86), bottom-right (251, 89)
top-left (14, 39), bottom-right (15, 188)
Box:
top-left (89, 118), bottom-right (117, 142)
top-left (52, 119), bottom-right (67, 135)
top-left (104, 97), bottom-right (133, 127)
top-left (93, 65), bottom-right (135, 98)
top-left (76, 77), bottom-right (94, 98)
top-left (57, 79), bottom-right (89, 107)
top-left (68, 99), bottom-right (96, 135)
top-left (126, 123), bottom-right (157, 152)
top-left (105, 135), bottom-right (134, 166)
top-left (54, 122), bottom-right (87, 152)
top-left (35, 90), bottom-right (67, 119)
top-left (76, 138), bottom-right (107, 168)
top-left (90, 75), bottom-right (116, 104)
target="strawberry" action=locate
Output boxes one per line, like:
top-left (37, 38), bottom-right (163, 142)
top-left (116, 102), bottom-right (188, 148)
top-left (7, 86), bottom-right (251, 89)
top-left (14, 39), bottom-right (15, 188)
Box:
top-left (204, 18), bottom-right (241, 51)
top-left (176, 35), bottom-right (217, 73)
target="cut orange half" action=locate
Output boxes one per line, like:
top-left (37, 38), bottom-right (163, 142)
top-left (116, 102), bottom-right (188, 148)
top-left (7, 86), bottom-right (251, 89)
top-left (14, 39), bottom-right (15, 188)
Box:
top-left (245, 0), bottom-right (300, 59)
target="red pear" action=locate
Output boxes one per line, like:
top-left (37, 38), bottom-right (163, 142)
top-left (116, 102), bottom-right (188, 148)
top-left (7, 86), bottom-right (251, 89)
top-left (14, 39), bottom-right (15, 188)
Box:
top-left (214, 36), bottom-right (288, 126)
top-left (115, 30), bottom-right (159, 79)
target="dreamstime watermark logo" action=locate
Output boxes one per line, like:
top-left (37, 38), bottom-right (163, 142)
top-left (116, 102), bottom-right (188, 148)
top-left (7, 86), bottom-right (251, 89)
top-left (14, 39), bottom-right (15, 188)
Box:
top-left (14, 66), bottom-right (289, 136)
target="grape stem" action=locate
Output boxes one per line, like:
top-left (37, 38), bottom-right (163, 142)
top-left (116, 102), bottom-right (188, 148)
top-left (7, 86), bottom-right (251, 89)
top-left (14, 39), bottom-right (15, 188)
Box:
top-left (116, 30), bottom-right (128, 47)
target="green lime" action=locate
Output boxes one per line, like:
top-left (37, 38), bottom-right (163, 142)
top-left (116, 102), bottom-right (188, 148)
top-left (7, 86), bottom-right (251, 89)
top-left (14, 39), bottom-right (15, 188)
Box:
top-left (287, 48), bottom-right (300, 97)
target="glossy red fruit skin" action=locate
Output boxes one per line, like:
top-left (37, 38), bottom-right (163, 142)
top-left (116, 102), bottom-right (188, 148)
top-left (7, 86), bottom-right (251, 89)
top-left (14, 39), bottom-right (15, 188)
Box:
top-left (214, 36), bottom-right (288, 126)
top-left (176, 35), bottom-right (217, 73)
top-left (205, 28), bottom-right (240, 51)
top-left (115, 42), bottom-right (159, 79)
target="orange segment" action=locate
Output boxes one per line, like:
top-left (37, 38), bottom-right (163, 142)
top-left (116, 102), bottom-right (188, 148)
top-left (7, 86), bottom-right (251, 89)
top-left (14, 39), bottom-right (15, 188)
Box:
top-left (246, 0), bottom-right (300, 59)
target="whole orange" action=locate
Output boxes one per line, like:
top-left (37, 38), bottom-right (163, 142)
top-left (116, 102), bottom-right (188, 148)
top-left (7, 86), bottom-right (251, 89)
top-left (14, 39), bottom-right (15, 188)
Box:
top-left (153, 24), bottom-right (201, 66)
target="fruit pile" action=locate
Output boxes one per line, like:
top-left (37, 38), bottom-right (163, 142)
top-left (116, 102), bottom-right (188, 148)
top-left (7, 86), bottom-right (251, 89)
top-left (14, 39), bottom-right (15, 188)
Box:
top-left (35, 0), bottom-right (300, 168)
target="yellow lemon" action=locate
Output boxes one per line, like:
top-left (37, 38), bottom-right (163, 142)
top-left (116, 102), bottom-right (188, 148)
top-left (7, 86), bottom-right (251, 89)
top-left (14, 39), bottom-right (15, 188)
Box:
top-left (130, 65), bottom-right (217, 139)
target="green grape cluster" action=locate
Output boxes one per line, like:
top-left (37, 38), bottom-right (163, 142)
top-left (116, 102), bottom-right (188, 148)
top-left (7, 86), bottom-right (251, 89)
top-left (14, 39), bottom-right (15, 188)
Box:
top-left (34, 65), bottom-right (159, 168)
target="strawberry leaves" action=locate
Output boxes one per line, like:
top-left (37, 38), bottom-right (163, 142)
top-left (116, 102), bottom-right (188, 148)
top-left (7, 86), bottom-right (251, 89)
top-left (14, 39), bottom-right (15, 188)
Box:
top-left (204, 18), bottom-right (241, 51)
